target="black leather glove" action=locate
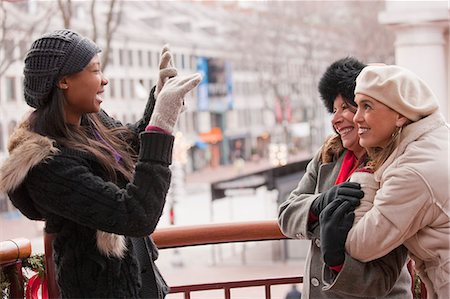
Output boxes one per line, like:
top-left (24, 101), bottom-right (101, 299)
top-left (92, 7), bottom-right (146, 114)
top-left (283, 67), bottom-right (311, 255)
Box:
top-left (319, 197), bottom-right (357, 267)
top-left (310, 182), bottom-right (363, 217)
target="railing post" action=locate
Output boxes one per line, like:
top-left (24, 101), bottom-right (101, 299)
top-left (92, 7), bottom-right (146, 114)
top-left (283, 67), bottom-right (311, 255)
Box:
top-left (265, 285), bottom-right (271, 299)
top-left (224, 287), bottom-right (231, 299)
top-left (5, 261), bottom-right (25, 299)
top-left (0, 238), bottom-right (31, 299)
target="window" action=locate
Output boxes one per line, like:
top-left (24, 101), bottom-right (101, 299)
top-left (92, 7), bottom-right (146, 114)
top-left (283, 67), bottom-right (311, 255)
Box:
top-left (181, 54), bottom-right (185, 69)
top-left (6, 77), bottom-right (16, 102)
top-left (120, 79), bottom-right (126, 99)
top-left (128, 50), bottom-right (133, 67)
top-left (172, 53), bottom-right (177, 68)
top-left (129, 79), bottom-right (135, 98)
top-left (137, 50), bottom-right (143, 67)
top-left (107, 48), bottom-right (115, 66)
top-left (119, 49), bottom-right (124, 66)
top-left (148, 51), bottom-right (153, 67)
top-left (109, 78), bottom-right (116, 98)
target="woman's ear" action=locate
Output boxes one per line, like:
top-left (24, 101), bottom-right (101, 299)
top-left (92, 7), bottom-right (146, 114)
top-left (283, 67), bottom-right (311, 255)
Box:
top-left (57, 77), bottom-right (68, 90)
top-left (396, 114), bottom-right (409, 128)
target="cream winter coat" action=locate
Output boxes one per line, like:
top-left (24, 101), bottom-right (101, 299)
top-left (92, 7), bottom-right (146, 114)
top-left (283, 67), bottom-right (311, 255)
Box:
top-left (346, 112), bottom-right (450, 299)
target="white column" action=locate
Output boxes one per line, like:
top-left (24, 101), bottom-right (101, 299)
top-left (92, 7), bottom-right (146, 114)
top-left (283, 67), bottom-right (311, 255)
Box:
top-left (379, 1), bottom-right (449, 121)
top-left (393, 24), bottom-right (448, 120)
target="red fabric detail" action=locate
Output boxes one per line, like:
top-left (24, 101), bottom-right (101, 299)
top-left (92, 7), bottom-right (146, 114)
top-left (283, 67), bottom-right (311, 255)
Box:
top-left (26, 273), bottom-right (48, 299)
top-left (335, 151), bottom-right (359, 185)
top-left (308, 210), bottom-right (319, 223)
top-left (329, 264), bottom-right (343, 273)
top-left (145, 125), bottom-right (171, 135)
top-left (355, 166), bottom-right (374, 173)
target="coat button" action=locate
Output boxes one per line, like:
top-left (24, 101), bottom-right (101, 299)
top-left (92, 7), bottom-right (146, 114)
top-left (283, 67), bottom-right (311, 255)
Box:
top-left (295, 233), bottom-right (302, 239)
top-left (311, 277), bottom-right (320, 287)
top-left (315, 239), bottom-right (321, 247)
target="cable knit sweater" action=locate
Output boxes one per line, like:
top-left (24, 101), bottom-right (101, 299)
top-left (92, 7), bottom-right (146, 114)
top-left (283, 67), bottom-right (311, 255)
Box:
top-left (0, 89), bottom-right (172, 298)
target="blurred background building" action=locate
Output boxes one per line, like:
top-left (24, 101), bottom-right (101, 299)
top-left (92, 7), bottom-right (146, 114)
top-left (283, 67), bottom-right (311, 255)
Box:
top-left (0, 0), bottom-right (448, 210)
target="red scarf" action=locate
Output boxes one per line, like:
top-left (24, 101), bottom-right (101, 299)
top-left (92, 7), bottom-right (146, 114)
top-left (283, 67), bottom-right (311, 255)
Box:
top-left (335, 150), bottom-right (359, 185)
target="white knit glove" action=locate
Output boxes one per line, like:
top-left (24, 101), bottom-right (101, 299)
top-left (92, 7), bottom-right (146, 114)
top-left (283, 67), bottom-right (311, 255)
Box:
top-left (149, 73), bottom-right (202, 133)
top-left (155, 45), bottom-right (177, 98)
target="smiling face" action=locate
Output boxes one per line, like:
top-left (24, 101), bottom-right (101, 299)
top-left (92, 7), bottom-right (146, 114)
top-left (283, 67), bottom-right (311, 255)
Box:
top-left (354, 93), bottom-right (407, 148)
top-left (331, 95), bottom-right (365, 158)
top-left (58, 55), bottom-right (108, 125)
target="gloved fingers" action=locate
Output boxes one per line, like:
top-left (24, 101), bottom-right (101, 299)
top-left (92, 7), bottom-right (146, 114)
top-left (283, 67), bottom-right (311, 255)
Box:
top-left (338, 186), bottom-right (364, 199)
top-left (159, 47), bottom-right (173, 69)
top-left (339, 182), bottom-right (361, 189)
top-left (336, 195), bottom-right (361, 207)
top-left (342, 211), bottom-right (355, 227)
top-left (168, 72), bottom-right (201, 87)
top-left (171, 73), bottom-right (202, 97)
top-left (331, 199), bottom-right (355, 219)
top-left (159, 68), bottom-right (178, 81)
top-left (320, 197), bottom-right (354, 223)
top-left (160, 44), bottom-right (170, 56)
top-left (320, 198), bottom-right (345, 220)
top-left (156, 68), bottom-right (178, 96)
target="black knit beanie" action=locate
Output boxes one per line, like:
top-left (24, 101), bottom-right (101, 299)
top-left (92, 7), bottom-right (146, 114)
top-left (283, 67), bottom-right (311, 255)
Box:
top-left (318, 57), bottom-right (366, 113)
top-left (23, 29), bottom-right (100, 109)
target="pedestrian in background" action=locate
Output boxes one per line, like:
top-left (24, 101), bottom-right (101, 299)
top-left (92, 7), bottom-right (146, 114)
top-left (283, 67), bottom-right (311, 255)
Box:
top-left (285, 284), bottom-right (302, 299)
top-left (278, 57), bottom-right (411, 298)
top-left (0, 29), bottom-right (201, 298)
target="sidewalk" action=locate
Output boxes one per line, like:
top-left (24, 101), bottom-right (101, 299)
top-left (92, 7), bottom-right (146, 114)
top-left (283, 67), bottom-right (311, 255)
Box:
top-left (186, 151), bottom-right (311, 186)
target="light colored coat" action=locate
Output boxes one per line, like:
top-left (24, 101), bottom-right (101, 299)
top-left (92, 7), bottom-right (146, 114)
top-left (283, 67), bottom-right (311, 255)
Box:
top-left (278, 150), bottom-right (411, 298)
top-left (346, 112), bottom-right (450, 299)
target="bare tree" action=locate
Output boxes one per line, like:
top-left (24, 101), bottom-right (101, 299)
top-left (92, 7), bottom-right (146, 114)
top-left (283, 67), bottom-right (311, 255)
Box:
top-left (98, 0), bottom-right (123, 72)
top-left (56, 0), bottom-right (123, 71)
top-left (217, 1), bottom-right (394, 151)
top-left (0, 0), bottom-right (54, 77)
top-left (58, 0), bottom-right (73, 29)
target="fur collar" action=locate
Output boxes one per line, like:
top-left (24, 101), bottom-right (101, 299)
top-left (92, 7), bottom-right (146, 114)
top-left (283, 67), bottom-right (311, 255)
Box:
top-left (0, 122), bottom-right (127, 259)
top-left (0, 122), bottom-right (59, 194)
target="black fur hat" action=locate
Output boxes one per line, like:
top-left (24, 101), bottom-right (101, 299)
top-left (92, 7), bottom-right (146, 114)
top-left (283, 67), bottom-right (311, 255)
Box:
top-left (318, 57), bottom-right (366, 113)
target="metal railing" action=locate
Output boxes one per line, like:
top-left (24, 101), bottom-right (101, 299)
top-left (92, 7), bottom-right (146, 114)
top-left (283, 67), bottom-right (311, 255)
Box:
top-left (0, 238), bottom-right (32, 298)
top-left (1, 220), bottom-right (426, 299)
top-left (152, 220), bottom-right (302, 299)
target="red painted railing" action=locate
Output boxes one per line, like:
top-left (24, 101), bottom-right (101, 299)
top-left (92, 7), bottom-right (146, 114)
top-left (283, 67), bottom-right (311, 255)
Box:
top-left (1, 220), bottom-right (427, 299)
top-left (0, 238), bottom-right (31, 299)
top-left (152, 220), bottom-right (302, 299)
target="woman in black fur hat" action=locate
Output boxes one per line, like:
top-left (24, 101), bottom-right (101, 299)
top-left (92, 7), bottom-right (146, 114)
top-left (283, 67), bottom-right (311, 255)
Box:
top-left (278, 57), bottom-right (412, 298)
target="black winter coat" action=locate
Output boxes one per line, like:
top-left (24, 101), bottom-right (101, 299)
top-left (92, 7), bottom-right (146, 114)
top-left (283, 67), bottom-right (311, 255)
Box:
top-left (1, 88), bottom-right (172, 298)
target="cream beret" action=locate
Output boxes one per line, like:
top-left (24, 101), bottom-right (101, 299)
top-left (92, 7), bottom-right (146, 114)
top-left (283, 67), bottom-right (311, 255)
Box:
top-left (355, 65), bottom-right (439, 121)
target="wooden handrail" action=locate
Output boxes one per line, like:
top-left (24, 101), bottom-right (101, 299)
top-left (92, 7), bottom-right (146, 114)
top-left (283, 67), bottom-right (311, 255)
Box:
top-left (0, 238), bottom-right (31, 299)
top-left (0, 238), bottom-right (32, 265)
top-left (152, 219), bottom-right (287, 249)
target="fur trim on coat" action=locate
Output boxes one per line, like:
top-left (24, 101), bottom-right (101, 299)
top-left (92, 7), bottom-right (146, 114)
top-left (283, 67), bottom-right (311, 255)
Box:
top-left (0, 123), bottom-right (127, 259)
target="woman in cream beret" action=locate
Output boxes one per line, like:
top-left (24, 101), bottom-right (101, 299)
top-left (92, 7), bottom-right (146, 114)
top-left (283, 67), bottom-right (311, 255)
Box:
top-left (320, 64), bottom-right (449, 299)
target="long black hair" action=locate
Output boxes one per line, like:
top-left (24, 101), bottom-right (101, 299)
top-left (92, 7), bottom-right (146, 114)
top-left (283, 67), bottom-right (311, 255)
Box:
top-left (28, 88), bottom-right (136, 183)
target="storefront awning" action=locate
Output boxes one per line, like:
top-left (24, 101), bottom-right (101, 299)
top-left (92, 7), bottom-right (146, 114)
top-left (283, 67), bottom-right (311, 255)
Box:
top-left (199, 127), bottom-right (223, 144)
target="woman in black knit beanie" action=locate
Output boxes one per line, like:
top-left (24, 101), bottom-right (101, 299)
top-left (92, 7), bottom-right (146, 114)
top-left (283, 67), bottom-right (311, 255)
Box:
top-left (0, 29), bottom-right (201, 298)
